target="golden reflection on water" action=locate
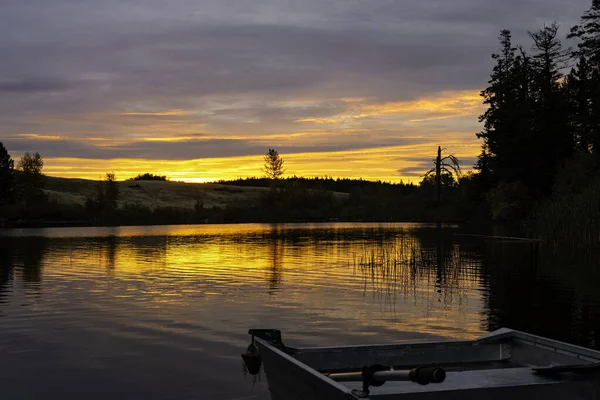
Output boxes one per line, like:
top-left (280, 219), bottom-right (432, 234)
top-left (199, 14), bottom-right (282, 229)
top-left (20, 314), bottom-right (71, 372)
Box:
top-left (3, 223), bottom-right (600, 400)
top-left (0, 223), bottom-right (485, 344)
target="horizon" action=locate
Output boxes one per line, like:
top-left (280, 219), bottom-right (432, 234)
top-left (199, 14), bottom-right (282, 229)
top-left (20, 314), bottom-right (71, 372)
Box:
top-left (0, 0), bottom-right (589, 183)
top-left (29, 169), bottom-right (422, 185)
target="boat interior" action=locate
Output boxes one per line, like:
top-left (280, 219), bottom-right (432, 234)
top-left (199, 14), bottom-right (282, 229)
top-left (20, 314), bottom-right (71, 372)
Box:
top-left (285, 329), bottom-right (600, 396)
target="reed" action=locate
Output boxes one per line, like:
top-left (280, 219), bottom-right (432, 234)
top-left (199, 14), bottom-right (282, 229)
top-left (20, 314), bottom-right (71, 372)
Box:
top-left (353, 234), bottom-right (476, 307)
top-left (533, 177), bottom-right (600, 251)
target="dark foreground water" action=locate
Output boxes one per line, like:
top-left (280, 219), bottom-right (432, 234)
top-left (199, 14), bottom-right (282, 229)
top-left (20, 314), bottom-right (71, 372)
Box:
top-left (1, 223), bottom-right (599, 399)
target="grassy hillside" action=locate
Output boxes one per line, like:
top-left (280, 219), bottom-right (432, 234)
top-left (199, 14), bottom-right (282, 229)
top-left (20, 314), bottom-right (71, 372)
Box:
top-left (42, 175), bottom-right (350, 210)
top-left (5, 174), bottom-right (471, 226)
top-left (42, 176), bottom-right (268, 210)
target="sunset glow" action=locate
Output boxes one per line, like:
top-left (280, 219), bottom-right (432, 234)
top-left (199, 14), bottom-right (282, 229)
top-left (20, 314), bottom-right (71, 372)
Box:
top-left (6, 91), bottom-right (483, 183)
top-left (1, 0), bottom-right (586, 183)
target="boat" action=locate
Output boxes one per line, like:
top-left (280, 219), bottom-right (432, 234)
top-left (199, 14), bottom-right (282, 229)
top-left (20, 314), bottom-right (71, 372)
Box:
top-left (242, 328), bottom-right (600, 399)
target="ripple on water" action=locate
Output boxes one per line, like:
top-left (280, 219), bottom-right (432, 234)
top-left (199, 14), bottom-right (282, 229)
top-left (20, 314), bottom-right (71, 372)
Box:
top-left (1, 223), bottom-right (599, 399)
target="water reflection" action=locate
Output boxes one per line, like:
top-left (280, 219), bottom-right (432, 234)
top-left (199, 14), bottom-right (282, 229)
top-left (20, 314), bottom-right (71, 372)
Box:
top-left (0, 236), bottom-right (48, 300)
top-left (1, 223), bottom-right (600, 399)
top-left (0, 223), bottom-right (486, 338)
top-left (355, 227), bottom-right (479, 313)
top-left (267, 226), bottom-right (283, 295)
top-left (106, 235), bottom-right (117, 272)
top-left (480, 240), bottom-right (600, 349)
top-left (0, 224), bottom-right (599, 343)
top-left (20, 237), bottom-right (47, 293)
top-left (0, 237), bottom-right (13, 307)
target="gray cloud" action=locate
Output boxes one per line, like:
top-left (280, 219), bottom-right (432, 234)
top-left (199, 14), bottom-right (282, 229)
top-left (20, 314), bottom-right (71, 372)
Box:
top-left (0, 78), bottom-right (81, 94)
top-left (0, 0), bottom-right (592, 160)
top-left (3, 135), bottom-right (428, 160)
top-left (397, 156), bottom-right (480, 177)
top-left (397, 166), bottom-right (430, 178)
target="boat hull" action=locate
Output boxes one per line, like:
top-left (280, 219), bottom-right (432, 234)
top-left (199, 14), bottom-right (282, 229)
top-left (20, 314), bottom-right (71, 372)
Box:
top-left (253, 329), bottom-right (600, 399)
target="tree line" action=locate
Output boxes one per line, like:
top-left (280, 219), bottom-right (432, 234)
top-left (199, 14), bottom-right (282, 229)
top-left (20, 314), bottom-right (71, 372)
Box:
top-left (0, 145), bottom-right (181, 225)
top-left (0, 144), bottom-right (474, 226)
top-left (476, 1), bottom-right (600, 223)
top-left (4, 1), bottom-right (600, 235)
top-left (0, 149), bottom-right (47, 221)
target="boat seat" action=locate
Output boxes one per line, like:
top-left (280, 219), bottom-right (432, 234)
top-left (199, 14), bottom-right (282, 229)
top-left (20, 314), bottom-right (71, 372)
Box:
top-left (343, 367), bottom-right (567, 395)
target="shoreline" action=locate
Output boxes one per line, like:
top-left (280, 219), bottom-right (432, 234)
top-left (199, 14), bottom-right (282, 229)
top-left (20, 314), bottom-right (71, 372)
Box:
top-left (1, 218), bottom-right (468, 230)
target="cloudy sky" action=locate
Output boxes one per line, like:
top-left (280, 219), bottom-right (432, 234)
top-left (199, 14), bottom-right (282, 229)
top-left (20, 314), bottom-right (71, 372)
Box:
top-left (0, 0), bottom-right (590, 182)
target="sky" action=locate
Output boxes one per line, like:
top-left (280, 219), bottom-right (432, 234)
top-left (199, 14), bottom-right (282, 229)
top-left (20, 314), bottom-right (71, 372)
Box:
top-left (0, 0), bottom-right (591, 183)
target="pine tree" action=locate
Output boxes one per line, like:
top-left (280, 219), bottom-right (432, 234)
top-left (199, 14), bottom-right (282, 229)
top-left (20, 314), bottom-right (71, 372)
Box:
top-left (262, 149), bottom-right (286, 180)
top-left (529, 23), bottom-right (572, 192)
top-left (477, 30), bottom-right (532, 186)
top-left (564, 55), bottom-right (594, 152)
top-left (568, 0), bottom-right (600, 65)
top-left (0, 142), bottom-right (15, 207)
top-left (569, 1), bottom-right (600, 154)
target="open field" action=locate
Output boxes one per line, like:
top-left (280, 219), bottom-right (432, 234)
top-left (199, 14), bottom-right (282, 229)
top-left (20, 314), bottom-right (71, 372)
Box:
top-left (41, 176), bottom-right (351, 211)
top-left (42, 176), bottom-right (268, 210)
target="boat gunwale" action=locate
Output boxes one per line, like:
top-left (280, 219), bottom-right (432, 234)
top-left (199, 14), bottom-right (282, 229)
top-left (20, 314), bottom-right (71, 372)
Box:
top-left (255, 337), bottom-right (355, 396)
top-left (285, 329), bottom-right (516, 355)
top-left (276, 329), bottom-right (600, 363)
top-left (291, 339), bottom-right (495, 354)
top-left (511, 331), bottom-right (600, 362)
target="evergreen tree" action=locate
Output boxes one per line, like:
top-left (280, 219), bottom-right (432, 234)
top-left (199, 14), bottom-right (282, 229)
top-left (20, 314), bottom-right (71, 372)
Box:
top-left (0, 142), bottom-right (15, 207)
top-left (262, 149), bottom-right (286, 180)
top-left (477, 30), bottom-right (533, 186)
top-left (568, 0), bottom-right (600, 65)
top-left (529, 23), bottom-right (572, 192)
top-left (569, 0), bottom-right (600, 154)
top-left (564, 55), bottom-right (594, 152)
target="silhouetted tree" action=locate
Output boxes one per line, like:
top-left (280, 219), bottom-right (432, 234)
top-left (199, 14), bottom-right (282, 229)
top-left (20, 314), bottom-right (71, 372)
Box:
top-left (478, 27), bottom-right (572, 194)
top-left (0, 142), bottom-right (14, 208)
top-left (18, 152), bottom-right (44, 176)
top-left (423, 146), bottom-right (461, 203)
top-left (104, 172), bottom-right (119, 213)
top-left (17, 152), bottom-right (45, 208)
top-left (85, 172), bottom-right (119, 221)
top-left (420, 172), bottom-right (456, 190)
top-left (564, 55), bottom-right (594, 152)
top-left (262, 148), bottom-right (286, 180)
top-left (474, 145), bottom-right (492, 191)
top-left (478, 30), bottom-right (528, 186)
top-left (529, 23), bottom-right (573, 192)
top-left (569, 0), bottom-right (600, 154)
top-left (569, 0), bottom-right (600, 65)
top-left (129, 173), bottom-right (168, 181)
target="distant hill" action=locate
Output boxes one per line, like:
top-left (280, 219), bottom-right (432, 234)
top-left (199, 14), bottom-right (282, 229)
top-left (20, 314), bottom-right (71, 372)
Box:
top-left (42, 176), bottom-right (268, 210)
top-left (4, 174), bottom-right (472, 227)
top-left (41, 175), bottom-right (350, 210)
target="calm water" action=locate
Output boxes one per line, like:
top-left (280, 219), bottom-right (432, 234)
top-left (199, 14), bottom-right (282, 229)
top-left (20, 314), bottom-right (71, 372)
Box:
top-left (1, 223), bottom-right (599, 399)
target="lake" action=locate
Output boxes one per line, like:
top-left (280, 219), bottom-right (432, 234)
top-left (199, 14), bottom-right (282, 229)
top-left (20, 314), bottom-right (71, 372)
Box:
top-left (1, 223), bottom-right (599, 399)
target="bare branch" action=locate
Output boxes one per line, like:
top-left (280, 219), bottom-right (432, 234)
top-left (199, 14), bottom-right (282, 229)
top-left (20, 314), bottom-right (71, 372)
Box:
top-left (423, 168), bottom-right (435, 177)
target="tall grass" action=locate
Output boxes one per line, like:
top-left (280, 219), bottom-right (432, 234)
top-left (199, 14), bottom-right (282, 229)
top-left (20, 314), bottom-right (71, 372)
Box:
top-left (533, 177), bottom-right (600, 251)
top-left (353, 234), bottom-right (477, 307)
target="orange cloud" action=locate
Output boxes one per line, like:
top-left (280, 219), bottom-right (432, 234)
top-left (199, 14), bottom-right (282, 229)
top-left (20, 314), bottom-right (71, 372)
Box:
top-left (11, 89), bottom-right (484, 183)
top-left (17, 133), bottom-right (64, 140)
top-left (119, 109), bottom-right (192, 116)
top-left (294, 90), bottom-right (483, 126)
